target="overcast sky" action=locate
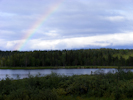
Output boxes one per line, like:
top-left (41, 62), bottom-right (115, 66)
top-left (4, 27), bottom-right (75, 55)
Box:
top-left (0, 0), bottom-right (133, 51)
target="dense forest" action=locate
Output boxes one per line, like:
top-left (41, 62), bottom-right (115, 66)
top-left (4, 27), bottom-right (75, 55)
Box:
top-left (0, 48), bottom-right (133, 67)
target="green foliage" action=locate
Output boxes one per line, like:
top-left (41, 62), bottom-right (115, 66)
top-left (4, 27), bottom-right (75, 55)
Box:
top-left (1, 70), bottom-right (133, 99)
top-left (0, 49), bottom-right (133, 67)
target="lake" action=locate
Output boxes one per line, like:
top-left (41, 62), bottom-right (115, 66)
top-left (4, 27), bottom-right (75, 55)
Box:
top-left (0, 68), bottom-right (132, 80)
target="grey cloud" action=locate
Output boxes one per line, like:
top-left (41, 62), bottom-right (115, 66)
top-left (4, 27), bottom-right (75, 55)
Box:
top-left (0, 0), bottom-right (60, 15)
top-left (0, 0), bottom-right (133, 50)
top-left (40, 11), bottom-right (130, 37)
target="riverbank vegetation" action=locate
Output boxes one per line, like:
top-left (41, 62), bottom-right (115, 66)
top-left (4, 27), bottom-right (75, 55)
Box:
top-left (0, 48), bottom-right (133, 67)
top-left (0, 66), bottom-right (133, 69)
top-left (1, 70), bottom-right (133, 100)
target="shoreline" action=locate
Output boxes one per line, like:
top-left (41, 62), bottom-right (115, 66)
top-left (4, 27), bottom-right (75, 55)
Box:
top-left (0, 66), bottom-right (133, 69)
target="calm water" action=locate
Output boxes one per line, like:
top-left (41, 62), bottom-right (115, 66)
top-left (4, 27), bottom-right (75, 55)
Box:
top-left (0, 69), bottom-right (132, 80)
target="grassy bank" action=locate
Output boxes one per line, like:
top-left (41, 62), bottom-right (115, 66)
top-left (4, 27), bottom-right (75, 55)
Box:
top-left (0, 66), bottom-right (133, 69)
top-left (1, 70), bottom-right (133, 100)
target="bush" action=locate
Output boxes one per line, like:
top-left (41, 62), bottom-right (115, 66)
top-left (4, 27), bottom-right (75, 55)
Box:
top-left (0, 72), bottom-right (133, 99)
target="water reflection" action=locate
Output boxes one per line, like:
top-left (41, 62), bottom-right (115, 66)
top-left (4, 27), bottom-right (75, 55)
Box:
top-left (0, 68), bottom-right (132, 80)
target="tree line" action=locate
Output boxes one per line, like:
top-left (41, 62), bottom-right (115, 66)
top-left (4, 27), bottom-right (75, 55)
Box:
top-left (0, 48), bottom-right (133, 67)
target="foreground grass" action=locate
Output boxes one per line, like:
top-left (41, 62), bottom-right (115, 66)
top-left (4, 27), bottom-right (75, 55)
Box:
top-left (59, 96), bottom-right (133, 100)
top-left (1, 66), bottom-right (133, 69)
top-left (0, 69), bottom-right (133, 100)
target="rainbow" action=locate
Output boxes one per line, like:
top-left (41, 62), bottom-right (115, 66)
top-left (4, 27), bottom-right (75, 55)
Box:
top-left (14, 0), bottom-right (64, 51)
